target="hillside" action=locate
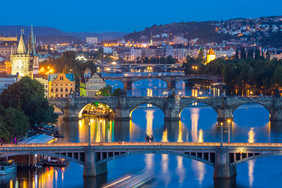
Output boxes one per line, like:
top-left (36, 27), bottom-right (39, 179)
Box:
top-left (124, 16), bottom-right (282, 47)
top-left (125, 21), bottom-right (231, 43)
top-left (0, 26), bottom-right (127, 44)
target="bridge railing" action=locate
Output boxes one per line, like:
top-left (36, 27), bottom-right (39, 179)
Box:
top-left (0, 142), bottom-right (282, 148)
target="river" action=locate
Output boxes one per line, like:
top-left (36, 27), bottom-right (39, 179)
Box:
top-left (1, 79), bottom-right (282, 188)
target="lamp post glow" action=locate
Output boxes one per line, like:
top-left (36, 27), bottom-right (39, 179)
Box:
top-left (227, 118), bottom-right (232, 143)
top-left (220, 122), bottom-right (223, 146)
top-left (88, 123), bottom-right (91, 146)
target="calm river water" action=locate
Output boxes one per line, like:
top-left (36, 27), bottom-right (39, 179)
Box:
top-left (2, 79), bottom-right (282, 188)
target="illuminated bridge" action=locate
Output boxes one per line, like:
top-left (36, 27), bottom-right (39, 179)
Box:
top-left (0, 142), bottom-right (282, 178)
top-left (96, 63), bottom-right (183, 73)
top-left (49, 96), bottom-right (282, 128)
top-left (101, 74), bottom-right (222, 89)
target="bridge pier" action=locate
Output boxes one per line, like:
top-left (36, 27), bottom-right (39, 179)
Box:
top-left (217, 105), bottom-right (233, 127)
top-left (83, 148), bottom-right (108, 177)
top-left (114, 108), bottom-right (131, 121)
top-left (124, 80), bottom-right (132, 90)
top-left (214, 147), bottom-right (237, 179)
top-left (164, 96), bottom-right (181, 121)
top-left (167, 79), bottom-right (176, 89)
top-left (63, 107), bottom-right (81, 121)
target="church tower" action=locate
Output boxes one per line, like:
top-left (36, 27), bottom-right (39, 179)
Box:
top-left (10, 29), bottom-right (31, 77)
top-left (28, 25), bottom-right (39, 75)
top-left (206, 48), bottom-right (216, 63)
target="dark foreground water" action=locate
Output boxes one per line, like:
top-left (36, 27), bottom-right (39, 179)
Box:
top-left (2, 79), bottom-right (282, 188)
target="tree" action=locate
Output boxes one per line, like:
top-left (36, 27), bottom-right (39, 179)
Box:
top-left (247, 49), bottom-right (253, 59)
top-left (255, 49), bottom-right (260, 59)
top-left (273, 65), bottom-right (282, 86)
top-left (240, 48), bottom-right (246, 59)
top-left (1, 107), bottom-right (30, 139)
top-left (0, 121), bottom-right (10, 142)
top-left (235, 50), bottom-right (239, 59)
top-left (97, 47), bottom-right (104, 60)
top-left (0, 76), bottom-right (44, 110)
top-left (112, 88), bottom-right (123, 96)
top-left (98, 85), bottom-right (112, 96)
top-left (23, 97), bottom-right (58, 125)
top-left (198, 48), bottom-right (204, 60)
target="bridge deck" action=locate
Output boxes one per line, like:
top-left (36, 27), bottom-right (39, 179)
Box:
top-left (0, 142), bottom-right (282, 149)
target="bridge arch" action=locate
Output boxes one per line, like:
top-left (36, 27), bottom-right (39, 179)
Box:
top-left (52, 104), bottom-right (64, 114)
top-left (95, 150), bottom-right (214, 167)
top-left (232, 152), bottom-right (282, 166)
top-left (132, 79), bottom-right (168, 88)
top-left (129, 102), bottom-right (165, 118)
top-left (0, 151), bottom-right (84, 165)
top-left (78, 102), bottom-right (115, 119)
top-left (104, 80), bottom-right (124, 89)
top-left (179, 100), bottom-right (218, 117)
top-left (232, 103), bottom-right (270, 127)
top-left (232, 102), bottom-right (271, 114)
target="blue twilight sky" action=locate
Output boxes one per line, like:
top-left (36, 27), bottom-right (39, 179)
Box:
top-left (2, 0), bottom-right (281, 33)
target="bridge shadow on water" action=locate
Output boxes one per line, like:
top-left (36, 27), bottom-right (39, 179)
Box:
top-left (213, 176), bottom-right (237, 188)
top-left (83, 174), bottom-right (108, 188)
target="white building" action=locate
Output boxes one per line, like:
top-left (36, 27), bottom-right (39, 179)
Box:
top-left (34, 75), bottom-right (49, 98)
top-left (86, 74), bottom-right (106, 97)
top-left (172, 36), bottom-right (188, 44)
top-left (130, 48), bottom-right (142, 61)
top-left (103, 47), bottom-right (113, 54)
top-left (86, 37), bottom-right (98, 44)
top-left (173, 48), bottom-right (189, 61)
top-left (0, 73), bottom-right (20, 94)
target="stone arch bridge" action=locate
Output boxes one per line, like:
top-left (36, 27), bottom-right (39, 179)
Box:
top-left (49, 96), bottom-right (282, 127)
top-left (0, 142), bottom-right (281, 179)
top-left (101, 74), bottom-right (222, 89)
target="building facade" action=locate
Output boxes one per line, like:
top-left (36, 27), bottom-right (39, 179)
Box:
top-left (0, 73), bottom-right (20, 94)
top-left (86, 74), bottom-right (106, 97)
top-left (48, 73), bottom-right (75, 98)
top-left (34, 74), bottom-right (49, 98)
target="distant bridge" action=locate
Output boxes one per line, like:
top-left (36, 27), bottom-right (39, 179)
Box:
top-left (101, 74), bottom-right (222, 89)
top-left (1, 142), bottom-right (282, 178)
top-left (96, 63), bottom-right (183, 73)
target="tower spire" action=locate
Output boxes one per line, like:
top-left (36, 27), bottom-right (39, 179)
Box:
top-left (30, 25), bottom-right (36, 55)
top-left (17, 29), bottom-right (26, 54)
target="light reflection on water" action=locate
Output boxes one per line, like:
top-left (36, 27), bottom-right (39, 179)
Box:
top-left (2, 79), bottom-right (282, 188)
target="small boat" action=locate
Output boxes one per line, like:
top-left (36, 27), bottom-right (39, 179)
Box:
top-left (44, 157), bottom-right (67, 167)
top-left (0, 160), bottom-right (17, 175)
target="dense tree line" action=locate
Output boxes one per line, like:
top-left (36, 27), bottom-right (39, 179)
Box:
top-left (0, 77), bottom-right (58, 142)
top-left (183, 56), bottom-right (282, 95)
top-left (97, 85), bottom-right (124, 97)
top-left (40, 51), bottom-right (97, 91)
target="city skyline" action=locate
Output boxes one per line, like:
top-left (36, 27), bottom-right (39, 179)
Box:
top-left (1, 0), bottom-right (282, 32)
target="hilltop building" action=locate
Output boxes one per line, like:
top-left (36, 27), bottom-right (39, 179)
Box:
top-left (206, 48), bottom-right (216, 63)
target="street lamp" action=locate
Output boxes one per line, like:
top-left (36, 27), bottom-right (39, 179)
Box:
top-left (227, 118), bottom-right (232, 143)
top-left (220, 122), bottom-right (223, 146)
top-left (88, 123), bottom-right (91, 146)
